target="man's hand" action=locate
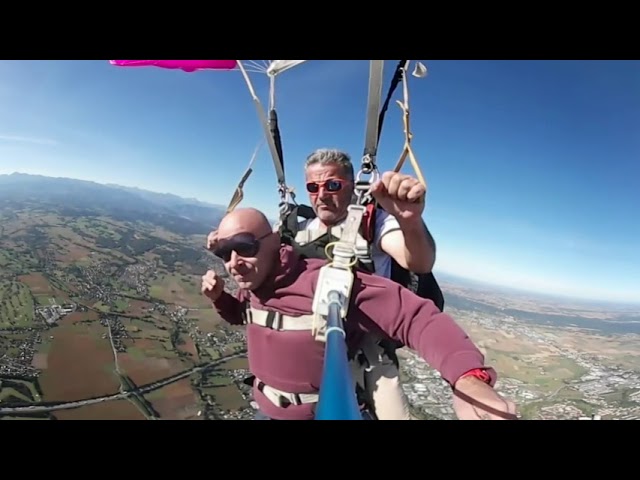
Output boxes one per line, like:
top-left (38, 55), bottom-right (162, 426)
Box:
top-left (452, 376), bottom-right (518, 420)
top-left (201, 270), bottom-right (225, 302)
top-left (206, 230), bottom-right (219, 251)
top-left (370, 171), bottom-right (425, 222)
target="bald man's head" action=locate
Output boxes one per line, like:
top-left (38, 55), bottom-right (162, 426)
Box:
top-left (218, 208), bottom-right (272, 239)
top-left (214, 208), bottom-right (280, 291)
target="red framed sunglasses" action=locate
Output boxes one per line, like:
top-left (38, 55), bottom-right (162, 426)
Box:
top-left (305, 178), bottom-right (348, 194)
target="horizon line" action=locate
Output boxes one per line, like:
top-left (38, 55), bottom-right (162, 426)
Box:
top-left (3, 171), bottom-right (639, 309)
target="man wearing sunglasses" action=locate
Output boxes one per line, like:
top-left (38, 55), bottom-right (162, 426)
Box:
top-left (292, 149), bottom-right (438, 420)
top-left (300, 148), bottom-right (436, 280)
top-left (206, 149), bottom-right (441, 420)
top-left (201, 207), bottom-right (517, 421)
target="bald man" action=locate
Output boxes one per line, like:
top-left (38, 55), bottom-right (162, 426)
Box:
top-left (201, 208), bottom-right (517, 421)
top-left (204, 208), bottom-right (280, 292)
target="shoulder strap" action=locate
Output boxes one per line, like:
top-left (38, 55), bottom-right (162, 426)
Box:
top-left (278, 203), bottom-right (377, 275)
top-left (283, 202), bottom-right (375, 243)
top-left (415, 272), bottom-right (445, 311)
top-left (280, 203), bottom-right (315, 245)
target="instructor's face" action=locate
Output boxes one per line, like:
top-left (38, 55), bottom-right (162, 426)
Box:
top-left (305, 163), bottom-right (353, 226)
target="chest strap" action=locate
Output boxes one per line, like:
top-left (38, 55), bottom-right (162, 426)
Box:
top-left (243, 305), bottom-right (328, 342)
top-left (244, 308), bottom-right (317, 330)
top-left (294, 225), bottom-right (373, 270)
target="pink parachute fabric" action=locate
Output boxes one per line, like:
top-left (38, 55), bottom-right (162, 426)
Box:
top-left (109, 60), bottom-right (237, 72)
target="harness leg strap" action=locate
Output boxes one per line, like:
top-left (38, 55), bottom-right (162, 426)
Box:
top-left (255, 378), bottom-right (319, 407)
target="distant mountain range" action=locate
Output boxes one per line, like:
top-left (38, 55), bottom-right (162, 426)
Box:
top-left (0, 172), bottom-right (228, 234)
top-left (2, 173), bottom-right (636, 311)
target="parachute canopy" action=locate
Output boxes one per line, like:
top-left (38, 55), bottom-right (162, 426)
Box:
top-left (109, 60), bottom-right (307, 76)
top-left (109, 60), bottom-right (238, 72)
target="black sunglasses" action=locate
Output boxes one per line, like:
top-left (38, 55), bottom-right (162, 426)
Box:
top-left (305, 178), bottom-right (347, 194)
top-left (212, 231), bottom-right (272, 262)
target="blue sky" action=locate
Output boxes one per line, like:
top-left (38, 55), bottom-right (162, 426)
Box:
top-left (0, 60), bottom-right (638, 304)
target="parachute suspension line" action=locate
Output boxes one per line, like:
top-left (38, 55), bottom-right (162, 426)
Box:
top-left (269, 74), bottom-right (276, 111)
top-left (267, 67), bottom-right (297, 219)
top-left (225, 138), bottom-right (265, 213)
top-left (355, 60), bottom-right (385, 206)
top-left (392, 61), bottom-right (428, 190)
top-left (244, 60), bottom-right (271, 74)
top-left (235, 61), bottom-right (294, 217)
top-left (267, 73), bottom-right (286, 198)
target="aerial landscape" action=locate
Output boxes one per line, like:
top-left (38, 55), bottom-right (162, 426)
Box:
top-left (1, 173), bottom-right (638, 421)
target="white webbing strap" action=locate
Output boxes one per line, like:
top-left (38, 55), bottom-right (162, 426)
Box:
top-left (295, 224), bottom-right (372, 262)
top-left (245, 307), bottom-right (318, 331)
top-left (363, 60), bottom-right (385, 160)
top-left (329, 205), bottom-right (367, 270)
top-left (255, 377), bottom-right (320, 407)
top-left (294, 228), bottom-right (326, 245)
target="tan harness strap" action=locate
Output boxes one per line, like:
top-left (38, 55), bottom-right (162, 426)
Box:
top-left (295, 228), bottom-right (327, 245)
top-left (225, 139), bottom-right (263, 213)
top-left (295, 225), bottom-right (349, 245)
top-left (245, 307), bottom-right (318, 331)
top-left (255, 378), bottom-right (319, 407)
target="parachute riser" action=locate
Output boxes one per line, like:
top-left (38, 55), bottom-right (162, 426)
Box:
top-left (235, 61), bottom-right (293, 209)
top-left (354, 159), bottom-right (379, 206)
top-left (353, 61), bottom-right (385, 207)
top-left (225, 138), bottom-right (265, 214)
top-left (269, 75), bottom-right (276, 111)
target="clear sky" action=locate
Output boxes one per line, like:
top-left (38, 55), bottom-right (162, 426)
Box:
top-left (0, 60), bottom-right (638, 304)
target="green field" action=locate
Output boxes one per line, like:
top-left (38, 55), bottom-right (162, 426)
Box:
top-left (0, 280), bottom-right (35, 328)
top-left (0, 387), bottom-right (31, 403)
top-left (200, 372), bottom-right (232, 391)
top-left (485, 349), bottom-right (588, 392)
top-left (198, 371), bottom-right (247, 411)
top-left (0, 249), bottom-right (39, 274)
top-left (602, 388), bottom-right (639, 408)
top-left (149, 271), bottom-right (212, 308)
top-left (0, 251), bottom-right (10, 267)
top-left (34, 295), bottom-right (67, 306)
top-left (0, 203), bottom-right (240, 420)
top-left (0, 378), bottom-right (41, 404)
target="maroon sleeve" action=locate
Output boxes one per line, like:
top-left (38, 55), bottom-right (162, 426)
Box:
top-left (353, 273), bottom-right (497, 387)
top-left (212, 290), bottom-right (248, 326)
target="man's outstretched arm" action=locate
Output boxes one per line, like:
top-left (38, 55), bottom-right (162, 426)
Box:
top-left (352, 273), bottom-right (517, 419)
top-left (353, 273), bottom-right (494, 387)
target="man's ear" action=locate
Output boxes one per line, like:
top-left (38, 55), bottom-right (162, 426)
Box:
top-left (267, 231), bottom-right (281, 247)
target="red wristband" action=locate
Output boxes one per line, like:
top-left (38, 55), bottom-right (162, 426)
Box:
top-left (460, 368), bottom-right (492, 384)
